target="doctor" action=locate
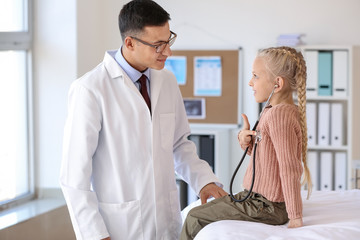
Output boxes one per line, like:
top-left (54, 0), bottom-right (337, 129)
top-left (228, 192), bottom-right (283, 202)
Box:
top-left (60, 0), bottom-right (227, 239)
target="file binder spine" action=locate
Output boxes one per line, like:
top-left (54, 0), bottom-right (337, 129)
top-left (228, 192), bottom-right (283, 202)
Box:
top-left (331, 103), bottom-right (344, 146)
top-left (318, 51), bottom-right (333, 96)
top-left (318, 103), bottom-right (330, 146)
top-left (306, 102), bottom-right (317, 146)
top-left (320, 152), bottom-right (333, 191)
top-left (305, 50), bottom-right (319, 97)
top-left (332, 50), bottom-right (348, 97)
top-left (334, 152), bottom-right (347, 190)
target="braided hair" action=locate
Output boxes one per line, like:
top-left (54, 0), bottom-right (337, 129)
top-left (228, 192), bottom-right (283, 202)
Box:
top-left (257, 46), bottom-right (312, 199)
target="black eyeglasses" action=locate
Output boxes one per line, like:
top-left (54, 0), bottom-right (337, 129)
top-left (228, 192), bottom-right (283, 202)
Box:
top-left (131, 31), bottom-right (177, 53)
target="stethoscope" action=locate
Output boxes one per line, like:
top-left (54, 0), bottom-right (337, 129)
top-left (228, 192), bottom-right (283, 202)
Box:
top-left (229, 84), bottom-right (278, 202)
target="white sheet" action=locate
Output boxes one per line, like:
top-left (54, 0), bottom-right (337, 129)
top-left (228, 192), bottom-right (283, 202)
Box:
top-left (181, 190), bottom-right (360, 240)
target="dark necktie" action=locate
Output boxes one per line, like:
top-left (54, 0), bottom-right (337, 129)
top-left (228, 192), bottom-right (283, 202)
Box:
top-left (138, 74), bottom-right (151, 112)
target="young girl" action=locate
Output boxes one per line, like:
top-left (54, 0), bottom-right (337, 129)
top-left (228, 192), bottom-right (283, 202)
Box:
top-left (180, 46), bottom-right (312, 240)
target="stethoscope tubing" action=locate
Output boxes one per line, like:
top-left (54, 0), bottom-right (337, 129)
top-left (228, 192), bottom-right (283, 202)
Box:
top-left (229, 121), bottom-right (258, 202)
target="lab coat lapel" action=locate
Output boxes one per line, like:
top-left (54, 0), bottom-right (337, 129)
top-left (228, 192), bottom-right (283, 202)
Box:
top-left (104, 51), bottom-right (163, 113)
top-left (103, 51), bottom-right (124, 79)
top-left (150, 69), bottom-right (164, 113)
top-left (103, 51), bottom-right (144, 98)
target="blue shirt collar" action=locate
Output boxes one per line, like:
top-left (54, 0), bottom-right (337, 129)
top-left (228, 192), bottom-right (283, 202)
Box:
top-left (114, 48), bottom-right (150, 83)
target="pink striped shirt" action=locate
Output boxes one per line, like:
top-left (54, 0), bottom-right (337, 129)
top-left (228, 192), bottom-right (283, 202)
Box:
top-left (243, 104), bottom-right (303, 219)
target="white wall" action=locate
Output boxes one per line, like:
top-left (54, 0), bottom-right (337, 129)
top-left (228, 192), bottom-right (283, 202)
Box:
top-left (33, 0), bottom-right (76, 189)
top-left (76, 0), bottom-right (124, 76)
top-left (34, 0), bottom-right (360, 189)
top-left (154, 0), bottom-right (360, 124)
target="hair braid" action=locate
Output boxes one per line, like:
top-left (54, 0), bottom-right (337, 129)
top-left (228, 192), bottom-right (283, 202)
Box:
top-left (294, 51), bottom-right (312, 199)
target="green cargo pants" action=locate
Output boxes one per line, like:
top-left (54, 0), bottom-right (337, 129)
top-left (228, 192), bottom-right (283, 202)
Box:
top-left (180, 190), bottom-right (288, 240)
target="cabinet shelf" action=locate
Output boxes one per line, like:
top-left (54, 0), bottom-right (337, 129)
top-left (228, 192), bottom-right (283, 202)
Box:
top-left (308, 145), bottom-right (348, 151)
top-left (306, 96), bottom-right (348, 101)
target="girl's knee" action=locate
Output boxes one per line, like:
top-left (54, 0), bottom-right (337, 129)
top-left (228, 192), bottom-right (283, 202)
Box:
top-left (186, 205), bottom-right (203, 220)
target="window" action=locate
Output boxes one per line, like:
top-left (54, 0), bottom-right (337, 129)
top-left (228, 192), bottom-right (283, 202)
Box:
top-left (0, 0), bottom-right (27, 32)
top-left (0, 0), bottom-right (33, 209)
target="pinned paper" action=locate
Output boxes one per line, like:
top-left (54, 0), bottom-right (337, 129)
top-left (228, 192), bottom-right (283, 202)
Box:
top-left (194, 56), bottom-right (222, 96)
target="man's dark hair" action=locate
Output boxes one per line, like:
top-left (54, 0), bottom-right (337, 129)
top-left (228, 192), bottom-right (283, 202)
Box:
top-left (119, 0), bottom-right (171, 41)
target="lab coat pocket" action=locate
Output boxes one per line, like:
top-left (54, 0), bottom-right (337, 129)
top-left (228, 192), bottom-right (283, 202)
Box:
top-left (169, 190), bottom-right (182, 237)
top-left (160, 113), bottom-right (175, 149)
top-left (99, 200), bottom-right (143, 240)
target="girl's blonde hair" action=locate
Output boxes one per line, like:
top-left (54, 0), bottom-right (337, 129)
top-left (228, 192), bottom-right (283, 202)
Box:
top-left (258, 46), bottom-right (312, 199)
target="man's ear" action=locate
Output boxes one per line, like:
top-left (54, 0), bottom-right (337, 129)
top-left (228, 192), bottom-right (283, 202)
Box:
top-left (274, 76), bottom-right (285, 92)
top-left (124, 36), bottom-right (135, 51)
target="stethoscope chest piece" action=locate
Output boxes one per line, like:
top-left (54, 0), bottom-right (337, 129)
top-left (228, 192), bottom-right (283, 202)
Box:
top-left (255, 130), bottom-right (262, 143)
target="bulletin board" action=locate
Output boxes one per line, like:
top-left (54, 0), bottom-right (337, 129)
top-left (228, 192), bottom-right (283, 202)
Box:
top-left (171, 50), bottom-right (240, 124)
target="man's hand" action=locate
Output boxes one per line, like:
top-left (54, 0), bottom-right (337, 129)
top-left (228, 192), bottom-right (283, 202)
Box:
top-left (288, 218), bottom-right (303, 228)
top-left (199, 183), bottom-right (228, 204)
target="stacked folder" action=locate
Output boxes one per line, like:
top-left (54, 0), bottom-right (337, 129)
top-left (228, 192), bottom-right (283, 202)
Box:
top-left (306, 102), bottom-right (345, 148)
top-left (305, 100), bottom-right (347, 191)
top-left (306, 151), bottom-right (347, 191)
top-left (276, 34), bottom-right (305, 47)
top-left (304, 50), bottom-right (348, 97)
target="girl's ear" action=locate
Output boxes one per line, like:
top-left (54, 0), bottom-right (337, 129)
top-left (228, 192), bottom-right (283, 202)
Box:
top-left (274, 76), bottom-right (285, 92)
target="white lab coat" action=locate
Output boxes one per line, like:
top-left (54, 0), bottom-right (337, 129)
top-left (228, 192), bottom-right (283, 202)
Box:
top-left (60, 50), bottom-right (221, 240)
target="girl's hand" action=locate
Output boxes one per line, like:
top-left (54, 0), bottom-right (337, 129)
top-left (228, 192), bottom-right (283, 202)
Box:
top-left (288, 218), bottom-right (303, 228)
top-left (238, 114), bottom-right (256, 149)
